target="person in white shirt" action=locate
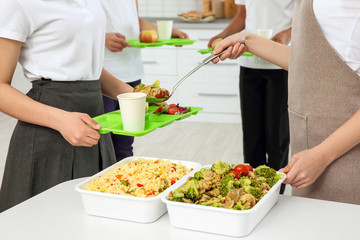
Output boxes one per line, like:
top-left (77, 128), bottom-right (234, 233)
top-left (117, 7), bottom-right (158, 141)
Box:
top-left (209, 0), bottom-right (294, 194)
top-left (100, 0), bottom-right (189, 161)
top-left (212, 0), bottom-right (360, 204)
top-left (0, 0), bottom-right (133, 212)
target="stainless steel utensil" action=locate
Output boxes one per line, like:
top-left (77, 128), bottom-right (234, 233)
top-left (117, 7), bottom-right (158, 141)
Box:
top-left (167, 49), bottom-right (227, 100)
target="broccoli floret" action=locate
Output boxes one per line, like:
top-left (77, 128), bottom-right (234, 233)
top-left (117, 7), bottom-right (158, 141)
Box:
top-left (239, 176), bottom-right (251, 187)
top-left (233, 180), bottom-right (241, 188)
top-left (244, 186), bottom-right (263, 200)
top-left (233, 202), bottom-right (252, 211)
top-left (182, 179), bottom-right (200, 200)
top-left (172, 189), bottom-right (184, 199)
top-left (220, 173), bottom-right (235, 197)
top-left (193, 168), bottom-right (206, 180)
top-left (210, 160), bottom-right (232, 175)
top-left (133, 83), bottom-right (145, 91)
top-left (254, 165), bottom-right (277, 178)
top-left (200, 201), bottom-right (223, 208)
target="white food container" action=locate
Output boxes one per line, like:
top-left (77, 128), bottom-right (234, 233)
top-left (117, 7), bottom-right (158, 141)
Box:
top-left (75, 156), bottom-right (201, 223)
top-left (161, 165), bottom-right (286, 237)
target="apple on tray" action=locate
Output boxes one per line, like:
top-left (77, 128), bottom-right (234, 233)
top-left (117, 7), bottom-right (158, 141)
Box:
top-left (139, 30), bottom-right (158, 43)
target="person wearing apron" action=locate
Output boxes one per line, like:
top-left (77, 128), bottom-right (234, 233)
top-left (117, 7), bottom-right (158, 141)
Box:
top-left (0, 0), bottom-right (133, 212)
top-left (212, 0), bottom-right (360, 204)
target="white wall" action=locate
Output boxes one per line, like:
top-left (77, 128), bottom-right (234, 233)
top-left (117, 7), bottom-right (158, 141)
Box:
top-left (138, 0), bottom-right (202, 17)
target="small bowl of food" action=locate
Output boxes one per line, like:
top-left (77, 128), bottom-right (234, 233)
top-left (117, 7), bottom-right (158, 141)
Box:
top-left (133, 80), bottom-right (169, 103)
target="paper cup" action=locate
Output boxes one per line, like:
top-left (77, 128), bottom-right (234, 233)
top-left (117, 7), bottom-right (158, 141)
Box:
top-left (117, 92), bottom-right (147, 132)
top-left (256, 29), bottom-right (273, 39)
top-left (157, 20), bottom-right (173, 40)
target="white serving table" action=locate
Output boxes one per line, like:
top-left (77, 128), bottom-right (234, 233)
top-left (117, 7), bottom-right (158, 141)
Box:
top-left (0, 178), bottom-right (359, 240)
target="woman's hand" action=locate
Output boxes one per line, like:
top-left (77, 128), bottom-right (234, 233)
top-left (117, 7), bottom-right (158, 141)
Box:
top-left (279, 147), bottom-right (330, 189)
top-left (208, 33), bottom-right (225, 48)
top-left (55, 111), bottom-right (102, 147)
top-left (212, 32), bottom-right (248, 64)
top-left (105, 33), bottom-right (131, 52)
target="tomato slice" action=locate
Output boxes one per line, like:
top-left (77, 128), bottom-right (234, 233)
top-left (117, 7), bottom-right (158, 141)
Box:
top-left (134, 88), bottom-right (142, 92)
top-left (234, 164), bottom-right (248, 176)
top-left (168, 106), bottom-right (180, 115)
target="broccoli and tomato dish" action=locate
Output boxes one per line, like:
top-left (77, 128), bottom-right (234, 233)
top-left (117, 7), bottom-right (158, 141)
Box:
top-left (168, 161), bottom-right (284, 210)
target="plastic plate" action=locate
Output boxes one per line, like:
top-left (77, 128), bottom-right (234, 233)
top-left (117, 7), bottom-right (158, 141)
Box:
top-left (126, 39), bottom-right (164, 48)
top-left (198, 47), bottom-right (254, 57)
top-left (93, 106), bottom-right (203, 137)
top-left (146, 97), bottom-right (168, 103)
top-left (159, 38), bottom-right (196, 46)
top-left (127, 39), bottom-right (196, 48)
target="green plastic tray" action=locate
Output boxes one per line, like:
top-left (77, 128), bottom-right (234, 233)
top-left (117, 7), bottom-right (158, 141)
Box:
top-left (198, 47), bottom-right (254, 56)
top-left (127, 39), bottom-right (163, 48)
top-left (127, 38), bottom-right (196, 48)
top-left (160, 38), bottom-right (196, 46)
top-left (93, 106), bottom-right (203, 137)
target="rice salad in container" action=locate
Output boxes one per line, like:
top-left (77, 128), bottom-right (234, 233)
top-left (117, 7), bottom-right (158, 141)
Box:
top-left (84, 158), bottom-right (191, 197)
top-left (75, 156), bottom-right (201, 223)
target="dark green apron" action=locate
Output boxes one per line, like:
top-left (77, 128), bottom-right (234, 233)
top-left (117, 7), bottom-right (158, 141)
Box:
top-left (0, 79), bottom-right (116, 212)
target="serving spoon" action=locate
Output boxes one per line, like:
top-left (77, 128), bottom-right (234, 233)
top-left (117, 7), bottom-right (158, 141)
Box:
top-left (145, 49), bottom-right (227, 103)
top-left (166, 49), bottom-right (227, 101)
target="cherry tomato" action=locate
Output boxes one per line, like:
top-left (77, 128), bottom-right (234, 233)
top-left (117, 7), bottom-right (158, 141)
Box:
top-left (227, 170), bottom-right (240, 179)
top-left (171, 180), bottom-right (176, 185)
top-left (134, 88), bottom-right (142, 92)
top-left (244, 165), bottom-right (253, 172)
top-left (156, 90), bottom-right (164, 98)
top-left (165, 90), bottom-right (170, 98)
top-left (234, 164), bottom-right (248, 176)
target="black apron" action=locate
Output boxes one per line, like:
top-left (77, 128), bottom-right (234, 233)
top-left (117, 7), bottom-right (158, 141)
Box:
top-left (0, 79), bottom-right (116, 212)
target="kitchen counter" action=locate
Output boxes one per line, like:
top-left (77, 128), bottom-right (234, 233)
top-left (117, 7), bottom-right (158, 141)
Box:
top-left (0, 178), bottom-right (359, 240)
top-left (144, 17), bottom-right (231, 30)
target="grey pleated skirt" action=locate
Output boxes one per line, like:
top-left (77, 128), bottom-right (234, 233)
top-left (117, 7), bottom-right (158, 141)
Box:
top-left (0, 79), bottom-right (116, 212)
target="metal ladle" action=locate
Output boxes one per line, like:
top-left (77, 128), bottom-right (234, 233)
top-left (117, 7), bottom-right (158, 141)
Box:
top-left (166, 49), bottom-right (227, 101)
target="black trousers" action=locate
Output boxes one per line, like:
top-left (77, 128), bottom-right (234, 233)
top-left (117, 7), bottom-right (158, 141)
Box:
top-left (239, 67), bottom-right (290, 172)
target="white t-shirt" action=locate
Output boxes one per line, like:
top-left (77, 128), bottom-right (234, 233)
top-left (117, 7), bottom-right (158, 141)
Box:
top-left (235, 0), bottom-right (295, 69)
top-left (101, 0), bottom-right (144, 83)
top-left (314, 0), bottom-right (360, 75)
top-left (0, 0), bottom-right (106, 82)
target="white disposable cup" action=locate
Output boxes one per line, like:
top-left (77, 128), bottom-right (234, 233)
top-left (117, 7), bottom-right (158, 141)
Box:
top-left (157, 20), bottom-right (173, 40)
top-left (256, 29), bottom-right (273, 39)
top-left (117, 92), bottom-right (147, 132)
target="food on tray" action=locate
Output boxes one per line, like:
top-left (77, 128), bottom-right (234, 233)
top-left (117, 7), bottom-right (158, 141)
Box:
top-left (168, 161), bottom-right (284, 210)
top-left (153, 104), bottom-right (190, 115)
top-left (84, 158), bottom-right (193, 197)
top-left (178, 10), bottom-right (216, 21)
top-left (134, 80), bottom-right (170, 100)
top-left (139, 30), bottom-right (158, 43)
top-left (211, 38), bottom-right (223, 49)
